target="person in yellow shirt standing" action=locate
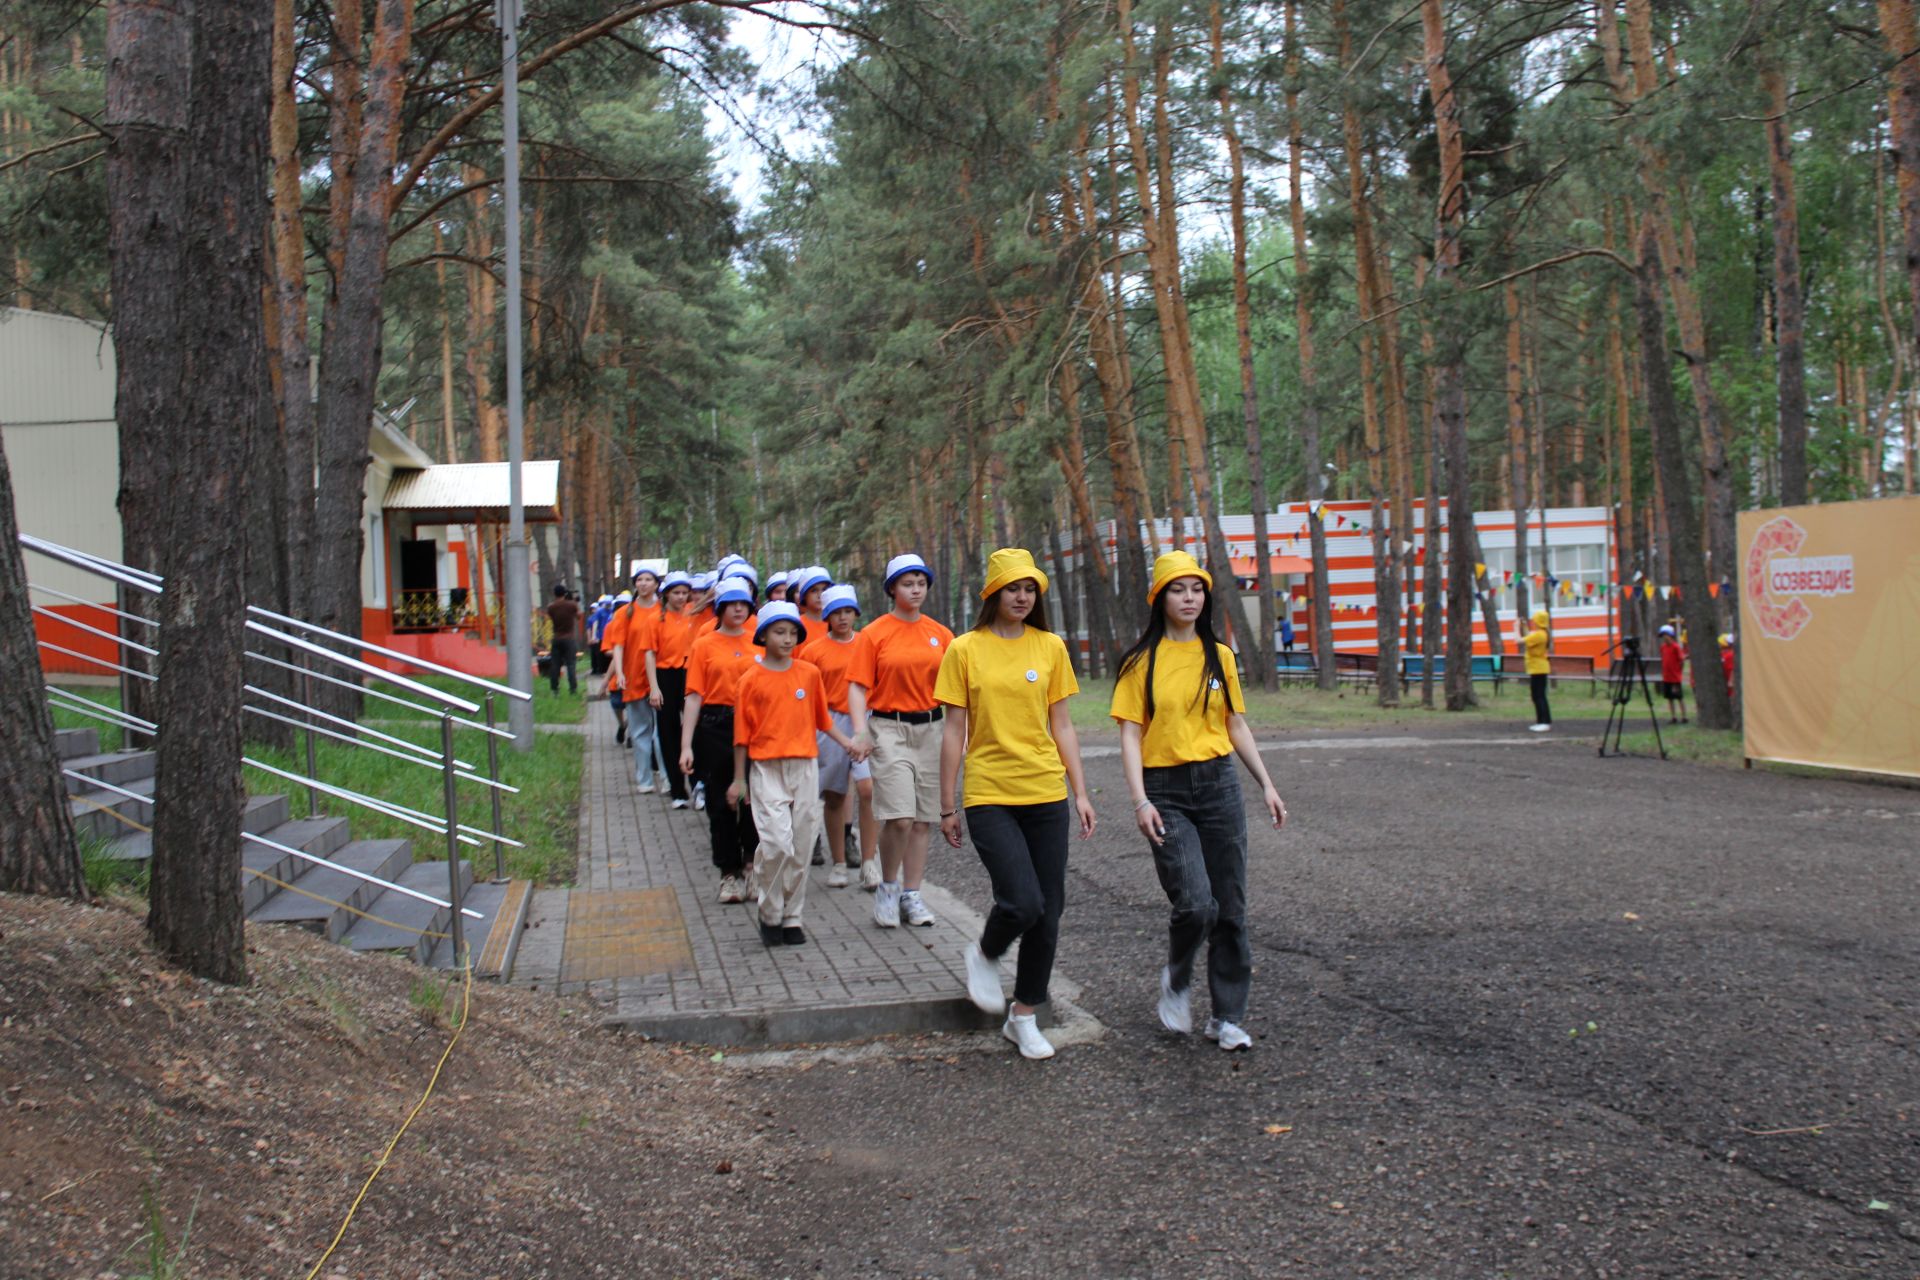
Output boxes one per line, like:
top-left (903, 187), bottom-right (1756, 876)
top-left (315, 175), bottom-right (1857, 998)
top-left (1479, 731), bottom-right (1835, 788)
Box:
top-left (935, 548), bottom-right (1097, 1061)
top-left (1522, 607), bottom-right (1552, 732)
top-left (1112, 552), bottom-right (1286, 1053)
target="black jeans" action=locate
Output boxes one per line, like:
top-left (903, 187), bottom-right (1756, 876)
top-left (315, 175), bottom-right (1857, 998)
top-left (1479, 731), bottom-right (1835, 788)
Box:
top-left (967, 799), bottom-right (1071, 1008)
top-left (655, 667), bottom-right (689, 800)
top-left (549, 636), bottom-right (578, 692)
top-left (1529, 672), bottom-right (1551, 726)
top-left (693, 706), bottom-right (758, 874)
top-left (1143, 754), bottom-right (1250, 1024)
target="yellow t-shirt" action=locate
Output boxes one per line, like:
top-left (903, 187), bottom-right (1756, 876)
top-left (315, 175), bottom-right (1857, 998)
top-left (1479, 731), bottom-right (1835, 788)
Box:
top-left (932, 626), bottom-right (1079, 807)
top-left (1109, 639), bottom-right (1244, 768)
top-left (1523, 627), bottom-right (1550, 675)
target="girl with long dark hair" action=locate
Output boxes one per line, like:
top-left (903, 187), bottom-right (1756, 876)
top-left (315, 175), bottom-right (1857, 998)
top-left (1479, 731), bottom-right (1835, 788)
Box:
top-left (936, 547), bottom-right (1096, 1060)
top-left (1111, 551), bottom-right (1286, 1052)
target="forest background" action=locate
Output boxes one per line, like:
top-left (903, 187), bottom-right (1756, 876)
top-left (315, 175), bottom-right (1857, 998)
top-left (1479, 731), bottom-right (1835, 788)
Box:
top-left (5, 0), bottom-right (1917, 719)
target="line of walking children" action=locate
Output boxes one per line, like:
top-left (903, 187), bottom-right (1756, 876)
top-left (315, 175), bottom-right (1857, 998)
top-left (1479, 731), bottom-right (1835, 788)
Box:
top-left (598, 546), bottom-right (1292, 1062)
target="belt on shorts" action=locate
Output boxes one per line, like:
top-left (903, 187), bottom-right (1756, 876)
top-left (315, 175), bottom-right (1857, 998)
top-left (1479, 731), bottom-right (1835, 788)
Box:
top-left (870, 707), bottom-right (943, 725)
top-left (698, 705), bottom-right (734, 722)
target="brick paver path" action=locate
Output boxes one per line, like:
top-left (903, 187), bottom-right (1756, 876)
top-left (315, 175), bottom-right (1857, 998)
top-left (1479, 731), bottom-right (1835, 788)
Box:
top-left (513, 702), bottom-right (1000, 1040)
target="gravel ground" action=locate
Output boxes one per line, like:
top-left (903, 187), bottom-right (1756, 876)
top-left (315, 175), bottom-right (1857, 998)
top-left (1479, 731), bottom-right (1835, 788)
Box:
top-left (715, 724), bottom-right (1920, 1278)
top-left (4, 720), bottom-right (1915, 1279)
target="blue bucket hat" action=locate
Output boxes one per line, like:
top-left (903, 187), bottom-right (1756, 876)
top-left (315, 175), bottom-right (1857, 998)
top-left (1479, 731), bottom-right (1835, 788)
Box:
top-left (884, 553), bottom-right (933, 592)
top-left (767, 570), bottom-right (790, 593)
top-left (753, 601), bottom-right (804, 646)
top-left (712, 576), bottom-right (754, 613)
top-left (795, 565), bottom-right (834, 602)
top-left (662, 570), bottom-right (692, 593)
top-left (821, 584), bottom-right (860, 618)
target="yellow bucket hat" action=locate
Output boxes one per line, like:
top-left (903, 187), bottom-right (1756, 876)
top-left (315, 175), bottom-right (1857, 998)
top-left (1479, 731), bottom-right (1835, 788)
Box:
top-left (1531, 608), bottom-right (1550, 628)
top-left (980, 547), bottom-right (1049, 599)
top-left (1149, 550), bottom-right (1212, 604)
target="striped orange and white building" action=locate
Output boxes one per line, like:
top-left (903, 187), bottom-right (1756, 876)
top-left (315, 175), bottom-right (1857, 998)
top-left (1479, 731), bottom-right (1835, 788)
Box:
top-left (1075, 501), bottom-right (1621, 661)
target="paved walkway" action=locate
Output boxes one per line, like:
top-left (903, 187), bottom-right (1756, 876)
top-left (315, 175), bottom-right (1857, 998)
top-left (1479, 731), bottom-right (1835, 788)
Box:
top-left (512, 694), bottom-right (1010, 1046)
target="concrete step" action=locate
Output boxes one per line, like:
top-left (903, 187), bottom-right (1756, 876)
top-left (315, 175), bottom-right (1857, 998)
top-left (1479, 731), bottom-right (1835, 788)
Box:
top-left (62, 750), bottom-right (156, 795)
top-left (340, 859), bottom-right (476, 965)
top-left (103, 792), bottom-right (292, 862)
top-left (246, 838), bottom-right (413, 940)
top-left (54, 727), bottom-right (100, 760)
top-left (240, 816), bottom-right (354, 912)
top-left (426, 878), bottom-right (533, 979)
top-left (68, 775), bottom-right (153, 843)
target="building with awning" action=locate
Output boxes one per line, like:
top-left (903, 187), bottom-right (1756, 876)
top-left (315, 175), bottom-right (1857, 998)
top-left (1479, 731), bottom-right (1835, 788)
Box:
top-left (367, 460), bottom-right (563, 675)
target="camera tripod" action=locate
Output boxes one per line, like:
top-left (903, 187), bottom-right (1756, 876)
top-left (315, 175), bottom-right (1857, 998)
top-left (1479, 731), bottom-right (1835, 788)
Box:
top-left (1600, 636), bottom-right (1668, 760)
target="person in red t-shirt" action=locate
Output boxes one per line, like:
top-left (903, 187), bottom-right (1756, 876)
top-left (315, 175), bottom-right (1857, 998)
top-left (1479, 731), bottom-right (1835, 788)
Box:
top-left (1657, 623), bottom-right (1688, 724)
top-left (732, 602), bottom-right (861, 946)
top-left (545, 585), bottom-right (580, 694)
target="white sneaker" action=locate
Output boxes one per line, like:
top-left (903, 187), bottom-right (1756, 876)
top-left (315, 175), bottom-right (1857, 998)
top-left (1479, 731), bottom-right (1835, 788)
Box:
top-left (860, 859), bottom-right (883, 891)
top-left (1157, 966), bottom-right (1192, 1034)
top-left (671, 798), bottom-right (689, 810)
top-left (1002, 1011), bottom-right (1055, 1060)
top-left (716, 875), bottom-right (745, 904)
top-left (693, 783), bottom-right (707, 810)
top-left (873, 882), bottom-right (901, 928)
top-left (1529, 723), bottom-right (1551, 733)
top-left (899, 889), bottom-right (935, 927)
top-left (963, 943), bottom-right (1005, 1014)
top-left (1214, 1020), bottom-right (1253, 1051)
top-left (827, 865), bottom-right (849, 888)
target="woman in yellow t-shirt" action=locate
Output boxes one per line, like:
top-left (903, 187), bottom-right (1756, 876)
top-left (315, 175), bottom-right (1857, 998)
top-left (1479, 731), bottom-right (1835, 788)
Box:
top-left (934, 548), bottom-right (1096, 1061)
top-left (1111, 551), bottom-right (1286, 1053)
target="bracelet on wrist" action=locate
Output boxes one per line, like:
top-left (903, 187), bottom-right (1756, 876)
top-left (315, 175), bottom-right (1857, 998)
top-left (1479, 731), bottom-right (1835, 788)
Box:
top-left (1134, 797), bottom-right (1152, 811)
top-left (940, 809), bottom-right (956, 819)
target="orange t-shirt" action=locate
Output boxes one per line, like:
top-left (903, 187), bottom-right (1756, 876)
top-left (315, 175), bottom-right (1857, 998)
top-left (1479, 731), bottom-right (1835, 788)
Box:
top-left (686, 629), bottom-right (760, 708)
top-left (797, 632), bottom-right (861, 713)
top-left (617, 605), bottom-right (659, 697)
top-left (849, 613), bottom-right (954, 712)
top-left (695, 610), bottom-right (758, 643)
top-left (653, 606), bottom-right (696, 671)
top-left (798, 615), bottom-right (826, 648)
top-left (602, 606), bottom-right (631, 693)
top-left (732, 659), bottom-right (831, 761)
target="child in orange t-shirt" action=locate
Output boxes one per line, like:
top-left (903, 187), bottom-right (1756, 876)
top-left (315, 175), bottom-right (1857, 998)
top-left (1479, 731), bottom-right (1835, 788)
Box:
top-left (798, 583), bottom-right (875, 888)
top-left (732, 602), bottom-right (861, 946)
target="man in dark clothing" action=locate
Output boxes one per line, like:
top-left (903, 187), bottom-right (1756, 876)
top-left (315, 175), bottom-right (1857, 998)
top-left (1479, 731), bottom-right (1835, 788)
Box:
top-left (547, 584), bottom-right (580, 693)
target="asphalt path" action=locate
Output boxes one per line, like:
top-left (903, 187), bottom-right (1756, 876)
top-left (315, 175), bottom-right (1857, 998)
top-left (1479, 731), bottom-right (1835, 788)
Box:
top-left (720, 725), bottom-right (1920, 1278)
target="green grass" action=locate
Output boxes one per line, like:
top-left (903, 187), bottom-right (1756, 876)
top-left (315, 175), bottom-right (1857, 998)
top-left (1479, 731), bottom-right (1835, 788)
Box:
top-left (1063, 673), bottom-right (1591, 733)
top-left (245, 719), bottom-right (583, 884)
top-left (49, 683), bottom-right (125, 751)
top-left (1614, 723), bottom-right (1748, 767)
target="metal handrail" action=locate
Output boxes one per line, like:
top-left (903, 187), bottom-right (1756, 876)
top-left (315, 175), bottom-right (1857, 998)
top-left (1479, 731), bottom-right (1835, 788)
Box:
top-left (247, 603), bottom-right (531, 704)
top-left (248, 650), bottom-right (513, 740)
top-left (28, 580), bottom-right (161, 628)
top-left (62, 768), bottom-right (482, 921)
top-left (37, 639), bottom-right (157, 681)
top-left (47, 685), bottom-right (155, 734)
top-left (28, 532), bottom-right (520, 928)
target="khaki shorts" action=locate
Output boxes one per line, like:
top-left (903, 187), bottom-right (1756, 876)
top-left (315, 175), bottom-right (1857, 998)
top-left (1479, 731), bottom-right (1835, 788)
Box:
top-left (868, 716), bottom-right (942, 823)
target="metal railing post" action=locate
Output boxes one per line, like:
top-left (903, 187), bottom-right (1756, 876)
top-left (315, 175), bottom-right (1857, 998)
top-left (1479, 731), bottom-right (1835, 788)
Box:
top-left (441, 712), bottom-right (467, 962)
top-left (485, 692), bottom-right (504, 880)
top-left (302, 651), bottom-right (321, 818)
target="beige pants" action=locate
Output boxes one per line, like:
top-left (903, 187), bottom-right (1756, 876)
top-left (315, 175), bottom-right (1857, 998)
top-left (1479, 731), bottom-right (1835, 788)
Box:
top-left (749, 757), bottom-right (822, 927)
top-left (868, 716), bottom-right (942, 823)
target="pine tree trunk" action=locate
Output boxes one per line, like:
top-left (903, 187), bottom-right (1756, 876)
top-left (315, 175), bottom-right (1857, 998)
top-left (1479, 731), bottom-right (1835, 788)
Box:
top-left (0, 438), bottom-right (87, 899)
top-left (1634, 222), bottom-right (1733, 730)
top-left (269, 0), bottom-right (315, 620)
top-left (105, 0), bottom-right (191, 735)
top-left (146, 0), bottom-right (273, 983)
top-left (310, 0), bottom-right (413, 693)
top-left (1507, 283), bottom-right (1532, 622)
top-left (1212, 2), bottom-right (1275, 689)
top-left (1878, 0), bottom-right (1920, 427)
top-left (1762, 60), bottom-right (1809, 506)
top-left (1286, 0), bottom-right (1337, 691)
top-left (1421, 0), bottom-right (1478, 710)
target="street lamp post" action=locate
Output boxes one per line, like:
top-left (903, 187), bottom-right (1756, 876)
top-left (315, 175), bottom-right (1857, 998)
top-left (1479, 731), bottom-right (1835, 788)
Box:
top-left (500, 0), bottom-right (533, 750)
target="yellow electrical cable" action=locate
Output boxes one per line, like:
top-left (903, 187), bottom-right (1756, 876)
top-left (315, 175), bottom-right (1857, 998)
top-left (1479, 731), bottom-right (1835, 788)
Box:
top-left (303, 945), bottom-right (473, 1280)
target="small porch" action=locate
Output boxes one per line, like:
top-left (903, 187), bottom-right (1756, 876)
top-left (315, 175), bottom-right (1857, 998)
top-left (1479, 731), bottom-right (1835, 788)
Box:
top-left (370, 462), bottom-right (561, 677)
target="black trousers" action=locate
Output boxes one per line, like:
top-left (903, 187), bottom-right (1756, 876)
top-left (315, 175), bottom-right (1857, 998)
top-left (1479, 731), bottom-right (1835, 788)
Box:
top-left (693, 706), bottom-right (758, 874)
top-left (1529, 672), bottom-right (1551, 725)
top-left (655, 667), bottom-right (689, 800)
top-left (967, 799), bottom-right (1071, 1008)
top-left (548, 637), bottom-right (578, 691)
